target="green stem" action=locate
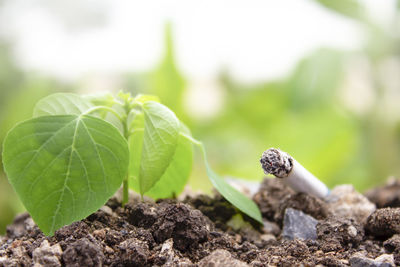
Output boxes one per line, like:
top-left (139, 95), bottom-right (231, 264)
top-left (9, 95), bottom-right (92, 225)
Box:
top-left (121, 99), bottom-right (132, 206)
top-left (180, 132), bottom-right (202, 146)
top-left (122, 177), bottom-right (129, 206)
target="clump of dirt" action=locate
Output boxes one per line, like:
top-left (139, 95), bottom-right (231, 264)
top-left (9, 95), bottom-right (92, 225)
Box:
top-left (252, 178), bottom-right (294, 221)
top-left (316, 217), bottom-right (364, 252)
top-left (365, 178), bottom-right (400, 208)
top-left (1, 177), bottom-right (400, 266)
top-left (365, 208), bottom-right (400, 238)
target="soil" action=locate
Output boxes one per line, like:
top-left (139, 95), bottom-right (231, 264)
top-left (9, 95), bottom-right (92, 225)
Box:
top-left (1, 178), bottom-right (400, 267)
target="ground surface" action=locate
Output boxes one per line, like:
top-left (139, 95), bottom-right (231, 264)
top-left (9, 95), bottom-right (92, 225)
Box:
top-left (1, 178), bottom-right (400, 267)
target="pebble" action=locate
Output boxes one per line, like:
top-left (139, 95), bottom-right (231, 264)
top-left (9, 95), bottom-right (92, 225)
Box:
top-left (282, 208), bottom-right (318, 240)
top-left (157, 238), bottom-right (193, 267)
top-left (32, 240), bottom-right (62, 267)
top-left (260, 234), bottom-right (276, 242)
top-left (326, 185), bottom-right (376, 224)
top-left (262, 219), bottom-right (280, 236)
top-left (349, 253), bottom-right (395, 267)
top-left (198, 249), bottom-right (249, 267)
top-left (160, 238), bottom-right (175, 263)
top-left (100, 205), bottom-right (114, 216)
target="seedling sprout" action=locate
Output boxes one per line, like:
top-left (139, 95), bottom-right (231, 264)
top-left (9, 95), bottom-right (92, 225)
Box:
top-left (2, 92), bottom-right (262, 235)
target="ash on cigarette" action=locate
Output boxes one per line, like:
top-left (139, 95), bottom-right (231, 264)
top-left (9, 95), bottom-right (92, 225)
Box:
top-left (260, 148), bottom-right (293, 178)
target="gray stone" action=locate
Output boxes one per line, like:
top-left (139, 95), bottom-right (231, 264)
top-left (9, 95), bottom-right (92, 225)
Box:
top-left (326, 185), bottom-right (376, 224)
top-left (198, 249), bottom-right (249, 267)
top-left (349, 254), bottom-right (395, 267)
top-left (282, 208), bottom-right (318, 240)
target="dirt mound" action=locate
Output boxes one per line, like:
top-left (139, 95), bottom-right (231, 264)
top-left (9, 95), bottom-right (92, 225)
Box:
top-left (1, 178), bottom-right (400, 266)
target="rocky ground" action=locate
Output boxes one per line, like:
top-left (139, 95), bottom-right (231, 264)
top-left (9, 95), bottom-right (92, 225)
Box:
top-left (1, 178), bottom-right (400, 267)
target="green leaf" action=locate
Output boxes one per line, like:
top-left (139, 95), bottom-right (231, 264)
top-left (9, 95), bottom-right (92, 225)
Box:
top-left (140, 126), bottom-right (193, 199)
top-left (33, 93), bottom-right (94, 117)
top-left (2, 115), bottom-right (129, 235)
top-left (129, 101), bottom-right (180, 195)
top-left (182, 136), bottom-right (262, 224)
top-left (201, 146), bottom-right (263, 223)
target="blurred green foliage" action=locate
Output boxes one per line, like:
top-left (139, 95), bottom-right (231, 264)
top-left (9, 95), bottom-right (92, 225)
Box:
top-left (1, 0), bottom-right (400, 233)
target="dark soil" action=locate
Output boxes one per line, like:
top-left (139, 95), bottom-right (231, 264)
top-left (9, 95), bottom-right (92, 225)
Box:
top-left (1, 178), bottom-right (400, 266)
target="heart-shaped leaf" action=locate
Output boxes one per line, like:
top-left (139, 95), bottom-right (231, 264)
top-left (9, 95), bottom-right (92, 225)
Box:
top-left (33, 93), bottom-right (94, 117)
top-left (128, 101), bottom-right (180, 195)
top-left (130, 125), bottom-right (193, 199)
top-left (2, 115), bottom-right (129, 235)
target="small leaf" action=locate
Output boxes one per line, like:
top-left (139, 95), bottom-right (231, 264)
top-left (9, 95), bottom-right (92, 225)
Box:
top-left (139, 126), bottom-right (193, 199)
top-left (84, 93), bottom-right (125, 134)
top-left (33, 93), bottom-right (94, 117)
top-left (200, 145), bottom-right (263, 223)
top-left (2, 115), bottom-right (129, 235)
top-left (128, 101), bottom-right (180, 195)
top-left (83, 92), bottom-right (116, 107)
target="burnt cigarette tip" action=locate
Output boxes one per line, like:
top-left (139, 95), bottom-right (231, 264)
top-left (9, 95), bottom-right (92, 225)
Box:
top-left (260, 148), bottom-right (293, 178)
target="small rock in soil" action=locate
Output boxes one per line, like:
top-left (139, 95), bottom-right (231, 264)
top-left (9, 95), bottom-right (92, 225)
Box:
top-left (32, 240), bottom-right (62, 267)
top-left (62, 237), bottom-right (104, 267)
top-left (154, 238), bottom-right (193, 267)
top-left (375, 254), bottom-right (396, 265)
top-left (282, 208), bottom-right (318, 240)
top-left (0, 245), bottom-right (31, 267)
top-left (317, 217), bottom-right (364, 252)
top-left (253, 178), bottom-right (294, 221)
top-left (261, 219), bottom-right (280, 236)
top-left (349, 253), bottom-right (395, 267)
top-left (118, 237), bottom-right (150, 267)
top-left (366, 208), bottom-right (400, 238)
top-left (197, 249), bottom-right (248, 267)
top-left (365, 178), bottom-right (400, 208)
top-left (326, 184), bottom-right (376, 224)
top-left (6, 213), bottom-right (36, 239)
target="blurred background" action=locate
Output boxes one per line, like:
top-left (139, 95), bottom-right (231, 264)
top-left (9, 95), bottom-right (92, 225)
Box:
top-left (1, 0), bottom-right (400, 233)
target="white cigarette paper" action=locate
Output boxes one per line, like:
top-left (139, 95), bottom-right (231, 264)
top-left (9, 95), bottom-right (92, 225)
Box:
top-left (260, 148), bottom-right (329, 199)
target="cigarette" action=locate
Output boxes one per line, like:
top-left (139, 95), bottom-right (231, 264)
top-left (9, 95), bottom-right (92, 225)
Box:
top-left (260, 148), bottom-right (329, 199)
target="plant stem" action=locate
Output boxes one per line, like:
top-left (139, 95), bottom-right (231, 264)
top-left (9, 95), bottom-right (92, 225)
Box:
top-left (121, 96), bottom-right (133, 207)
top-left (122, 177), bottom-right (129, 206)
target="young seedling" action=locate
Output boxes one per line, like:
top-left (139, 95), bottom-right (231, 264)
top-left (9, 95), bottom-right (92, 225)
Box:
top-left (2, 92), bottom-right (262, 235)
top-left (260, 148), bottom-right (329, 199)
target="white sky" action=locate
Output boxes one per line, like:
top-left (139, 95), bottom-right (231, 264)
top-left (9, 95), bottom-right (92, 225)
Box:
top-left (1, 0), bottom-right (396, 82)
